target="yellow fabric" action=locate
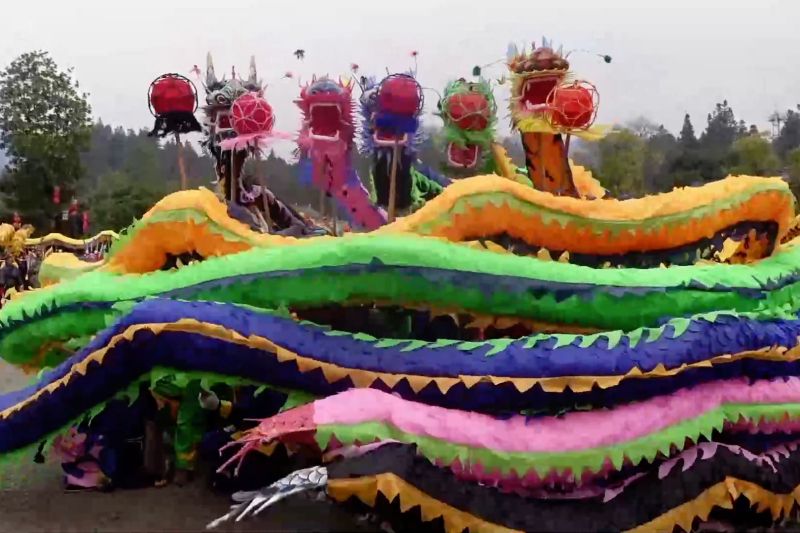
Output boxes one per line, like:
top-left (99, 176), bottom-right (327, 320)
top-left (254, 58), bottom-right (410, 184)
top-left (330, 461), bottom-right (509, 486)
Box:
top-left (25, 230), bottom-right (119, 248)
top-left (85, 173), bottom-right (793, 273)
top-left (571, 161), bottom-right (606, 199)
top-left (219, 400), bottom-right (233, 419)
top-left (384, 174), bottom-right (790, 230)
top-left (514, 115), bottom-right (610, 141)
top-left (331, 473), bottom-right (800, 533)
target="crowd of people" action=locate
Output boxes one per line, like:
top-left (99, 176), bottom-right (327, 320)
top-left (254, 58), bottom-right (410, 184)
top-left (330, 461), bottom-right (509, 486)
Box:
top-left (50, 380), bottom-right (300, 493)
top-left (0, 249), bottom-right (41, 306)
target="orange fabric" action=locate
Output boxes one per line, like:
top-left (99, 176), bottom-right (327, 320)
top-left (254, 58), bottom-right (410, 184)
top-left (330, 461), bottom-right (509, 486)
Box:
top-left (521, 131), bottom-right (578, 197)
top-left (107, 220), bottom-right (250, 274)
top-left (395, 188), bottom-right (791, 256)
top-left (628, 477), bottom-right (800, 532)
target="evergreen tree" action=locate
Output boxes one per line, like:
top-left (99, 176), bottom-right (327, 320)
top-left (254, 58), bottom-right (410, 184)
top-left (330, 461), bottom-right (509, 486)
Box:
top-left (774, 107), bottom-right (800, 159)
top-left (678, 114), bottom-right (697, 148)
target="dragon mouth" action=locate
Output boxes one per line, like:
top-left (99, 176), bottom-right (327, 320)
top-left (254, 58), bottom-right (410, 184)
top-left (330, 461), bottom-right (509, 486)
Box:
top-left (446, 143), bottom-right (480, 169)
top-left (374, 130), bottom-right (408, 147)
top-left (520, 73), bottom-right (562, 113)
top-left (215, 110), bottom-right (233, 132)
top-left (309, 103), bottom-right (342, 141)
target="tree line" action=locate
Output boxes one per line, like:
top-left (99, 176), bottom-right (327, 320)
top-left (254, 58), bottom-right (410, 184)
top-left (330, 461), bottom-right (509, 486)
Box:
top-left (1, 50), bottom-right (799, 234)
top-left (587, 101), bottom-right (800, 198)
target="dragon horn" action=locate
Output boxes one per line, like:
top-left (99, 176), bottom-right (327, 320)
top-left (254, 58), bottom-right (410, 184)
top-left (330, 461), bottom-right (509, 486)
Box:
top-left (506, 42), bottom-right (519, 61)
top-left (206, 52), bottom-right (219, 87)
top-left (248, 56), bottom-right (258, 86)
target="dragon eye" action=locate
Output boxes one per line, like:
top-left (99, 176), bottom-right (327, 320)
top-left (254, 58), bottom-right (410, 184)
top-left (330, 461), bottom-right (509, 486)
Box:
top-left (216, 94), bottom-right (229, 105)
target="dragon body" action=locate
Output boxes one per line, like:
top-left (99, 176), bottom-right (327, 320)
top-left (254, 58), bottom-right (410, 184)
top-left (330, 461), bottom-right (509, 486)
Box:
top-left (296, 77), bottom-right (386, 230)
top-left (202, 54), bottom-right (316, 235)
top-left (2, 43), bottom-right (800, 533)
top-left (359, 74), bottom-right (445, 214)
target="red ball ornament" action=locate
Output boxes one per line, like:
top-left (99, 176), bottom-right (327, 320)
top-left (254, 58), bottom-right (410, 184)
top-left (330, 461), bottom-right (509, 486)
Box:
top-left (149, 74), bottom-right (197, 116)
top-left (147, 73), bottom-right (202, 138)
top-left (548, 81), bottom-right (598, 130)
top-left (446, 92), bottom-right (490, 131)
top-left (230, 92), bottom-right (275, 136)
top-left (378, 75), bottom-right (422, 116)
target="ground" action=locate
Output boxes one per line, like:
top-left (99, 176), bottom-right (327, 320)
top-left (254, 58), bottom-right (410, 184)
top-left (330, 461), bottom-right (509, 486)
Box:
top-left (0, 361), bottom-right (376, 532)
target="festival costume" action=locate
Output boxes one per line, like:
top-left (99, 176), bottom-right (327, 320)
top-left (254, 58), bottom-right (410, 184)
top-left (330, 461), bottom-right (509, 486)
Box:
top-left (2, 41), bottom-right (800, 532)
top-left (296, 76), bottom-right (386, 230)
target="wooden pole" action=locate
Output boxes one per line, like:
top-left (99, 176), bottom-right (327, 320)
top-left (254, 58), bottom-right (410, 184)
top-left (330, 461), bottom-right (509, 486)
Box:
top-left (254, 150), bottom-right (273, 232)
top-left (387, 142), bottom-right (400, 222)
top-left (331, 196), bottom-right (338, 236)
top-left (231, 150), bottom-right (243, 203)
top-left (176, 133), bottom-right (188, 190)
top-left (318, 188), bottom-right (326, 219)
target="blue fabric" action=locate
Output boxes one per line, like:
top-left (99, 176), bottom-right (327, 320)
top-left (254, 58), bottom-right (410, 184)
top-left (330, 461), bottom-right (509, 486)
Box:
top-left (297, 156), bottom-right (314, 188)
top-left (374, 112), bottom-right (420, 135)
top-left (3, 299), bottom-right (800, 453)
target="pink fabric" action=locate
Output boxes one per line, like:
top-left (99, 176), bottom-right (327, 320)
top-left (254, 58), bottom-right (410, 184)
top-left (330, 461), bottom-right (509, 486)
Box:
top-left (52, 428), bottom-right (87, 463)
top-left (298, 136), bottom-right (386, 230)
top-left (218, 130), bottom-right (294, 152)
top-left (312, 378), bottom-right (800, 453)
top-left (52, 428), bottom-right (107, 488)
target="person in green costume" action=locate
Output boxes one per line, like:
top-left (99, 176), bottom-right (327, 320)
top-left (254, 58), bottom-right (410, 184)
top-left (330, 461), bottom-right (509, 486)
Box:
top-left (150, 377), bottom-right (211, 485)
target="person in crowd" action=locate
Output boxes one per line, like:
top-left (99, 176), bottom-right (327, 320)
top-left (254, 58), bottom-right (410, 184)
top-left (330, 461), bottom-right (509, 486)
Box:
top-left (51, 386), bottom-right (158, 491)
top-left (197, 385), bottom-right (298, 492)
top-left (149, 377), bottom-right (212, 486)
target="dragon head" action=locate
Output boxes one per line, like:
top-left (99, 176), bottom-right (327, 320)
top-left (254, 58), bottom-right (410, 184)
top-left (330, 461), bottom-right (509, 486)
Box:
top-left (203, 54), bottom-right (263, 145)
top-left (507, 39), bottom-right (570, 122)
top-left (438, 78), bottom-right (497, 171)
top-left (358, 73), bottom-right (423, 152)
top-left (297, 76), bottom-right (355, 146)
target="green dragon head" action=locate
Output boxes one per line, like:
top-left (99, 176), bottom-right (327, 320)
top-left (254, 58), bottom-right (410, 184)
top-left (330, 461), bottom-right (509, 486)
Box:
top-left (437, 78), bottom-right (497, 173)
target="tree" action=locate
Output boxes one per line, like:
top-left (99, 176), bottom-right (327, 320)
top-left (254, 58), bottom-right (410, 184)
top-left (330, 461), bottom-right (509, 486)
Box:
top-left (785, 148), bottom-right (800, 200)
top-left (729, 134), bottom-right (781, 176)
top-left (774, 107), bottom-right (800, 159)
top-left (0, 51), bottom-right (91, 231)
top-left (665, 114), bottom-right (704, 187)
top-left (678, 114), bottom-right (698, 149)
top-left (88, 171), bottom-right (166, 231)
top-left (627, 116), bottom-right (661, 139)
top-left (701, 100), bottom-right (744, 153)
top-left (695, 100), bottom-right (745, 180)
top-left (597, 129), bottom-right (646, 196)
top-left (643, 126), bottom-right (678, 192)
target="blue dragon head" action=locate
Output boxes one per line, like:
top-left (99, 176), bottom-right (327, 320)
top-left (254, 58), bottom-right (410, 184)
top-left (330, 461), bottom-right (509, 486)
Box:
top-left (357, 73), bottom-right (425, 156)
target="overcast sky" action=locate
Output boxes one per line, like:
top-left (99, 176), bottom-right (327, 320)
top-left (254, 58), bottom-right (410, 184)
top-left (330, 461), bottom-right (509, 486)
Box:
top-left (3, 0), bottom-right (799, 148)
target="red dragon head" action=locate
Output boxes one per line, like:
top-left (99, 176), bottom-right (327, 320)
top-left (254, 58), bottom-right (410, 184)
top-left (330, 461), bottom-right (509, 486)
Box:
top-left (296, 76), bottom-right (355, 149)
top-left (507, 39), bottom-right (570, 120)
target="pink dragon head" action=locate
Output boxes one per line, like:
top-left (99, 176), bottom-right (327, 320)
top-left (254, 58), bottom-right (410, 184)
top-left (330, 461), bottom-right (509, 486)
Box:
top-left (296, 76), bottom-right (355, 151)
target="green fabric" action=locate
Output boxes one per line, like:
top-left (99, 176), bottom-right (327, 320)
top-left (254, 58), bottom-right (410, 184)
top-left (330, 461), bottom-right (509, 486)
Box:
top-left (5, 233), bottom-right (800, 367)
top-left (173, 380), bottom-right (205, 470)
top-left (410, 168), bottom-right (445, 210)
top-left (439, 78), bottom-right (497, 150)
